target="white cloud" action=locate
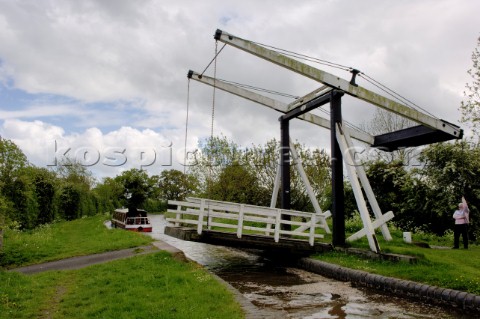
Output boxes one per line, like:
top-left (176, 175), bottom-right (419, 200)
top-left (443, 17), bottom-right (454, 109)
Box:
top-left (0, 119), bottom-right (183, 179)
top-left (0, 0), bottom-right (479, 178)
top-left (0, 104), bottom-right (83, 120)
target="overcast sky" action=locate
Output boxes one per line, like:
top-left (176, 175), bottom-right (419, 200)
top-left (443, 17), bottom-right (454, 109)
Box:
top-left (0, 0), bottom-right (479, 179)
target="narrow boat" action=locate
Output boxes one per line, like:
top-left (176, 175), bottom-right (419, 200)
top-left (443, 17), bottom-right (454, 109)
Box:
top-left (111, 208), bottom-right (152, 232)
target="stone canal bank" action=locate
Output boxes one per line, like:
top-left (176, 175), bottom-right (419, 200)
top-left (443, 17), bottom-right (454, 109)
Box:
top-left (296, 257), bottom-right (480, 314)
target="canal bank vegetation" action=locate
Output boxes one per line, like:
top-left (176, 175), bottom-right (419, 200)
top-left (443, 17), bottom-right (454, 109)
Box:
top-left (0, 216), bottom-right (244, 319)
top-left (2, 135), bottom-right (480, 247)
top-left (315, 224), bottom-right (480, 295)
top-left (0, 215), bottom-right (153, 268)
top-left (0, 138), bottom-right (184, 236)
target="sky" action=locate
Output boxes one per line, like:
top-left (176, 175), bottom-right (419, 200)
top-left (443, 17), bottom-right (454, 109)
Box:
top-left (0, 0), bottom-right (479, 180)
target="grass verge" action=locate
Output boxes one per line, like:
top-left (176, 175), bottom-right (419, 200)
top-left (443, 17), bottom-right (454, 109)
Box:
top-left (0, 215), bottom-right (153, 268)
top-left (0, 252), bottom-right (244, 319)
top-left (313, 229), bottom-right (480, 295)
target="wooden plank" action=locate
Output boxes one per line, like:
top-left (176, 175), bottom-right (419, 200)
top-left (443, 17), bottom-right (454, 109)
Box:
top-left (208, 222), bottom-right (237, 229)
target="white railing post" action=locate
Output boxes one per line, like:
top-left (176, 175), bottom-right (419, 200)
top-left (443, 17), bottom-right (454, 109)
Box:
top-left (309, 214), bottom-right (316, 246)
top-left (274, 209), bottom-right (282, 242)
top-left (197, 199), bottom-right (206, 235)
top-left (237, 204), bottom-right (245, 238)
top-left (208, 207), bottom-right (213, 230)
top-left (175, 204), bottom-right (181, 227)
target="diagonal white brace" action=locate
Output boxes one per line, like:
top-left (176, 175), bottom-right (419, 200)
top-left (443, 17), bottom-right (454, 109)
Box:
top-left (342, 122), bottom-right (393, 241)
top-left (289, 139), bottom-right (331, 233)
top-left (348, 211), bottom-right (394, 241)
top-left (336, 123), bottom-right (381, 253)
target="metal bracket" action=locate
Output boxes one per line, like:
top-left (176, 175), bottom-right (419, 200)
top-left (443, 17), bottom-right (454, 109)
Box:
top-left (349, 69), bottom-right (360, 87)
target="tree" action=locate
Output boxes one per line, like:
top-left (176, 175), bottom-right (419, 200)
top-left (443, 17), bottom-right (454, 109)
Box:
top-left (0, 137), bottom-right (28, 182)
top-left (291, 144), bottom-right (331, 211)
top-left (0, 195), bottom-right (8, 250)
top-left (460, 36), bottom-right (480, 140)
top-left (54, 158), bottom-right (95, 191)
top-left (367, 160), bottom-right (407, 211)
top-left (157, 169), bottom-right (199, 201)
top-left (28, 167), bottom-right (57, 225)
top-left (418, 141), bottom-right (480, 237)
top-left (93, 177), bottom-right (124, 213)
top-left (209, 162), bottom-right (270, 206)
top-left (189, 136), bottom-right (332, 211)
top-left (188, 135), bottom-right (242, 194)
top-left (58, 183), bottom-right (81, 221)
top-left (365, 160), bottom-right (426, 231)
top-left (115, 169), bottom-right (155, 210)
top-left (361, 108), bottom-right (416, 163)
top-left (54, 159), bottom-right (99, 218)
top-left (0, 138), bottom-right (31, 229)
top-left (0, 138), bottom-right (29, 201)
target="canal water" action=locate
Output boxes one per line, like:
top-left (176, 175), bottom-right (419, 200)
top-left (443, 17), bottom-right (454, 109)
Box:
top-left (147, 214), bottom-right (467, 319)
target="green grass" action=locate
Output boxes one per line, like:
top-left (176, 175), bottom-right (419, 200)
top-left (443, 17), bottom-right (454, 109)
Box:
top-left (0, 252), bottom-right (244, 319)
top-left (0, 215), bottom-right (245, 318)
top-left (0, 215), bottom-right (153, 268)
top-left (313, 228), bottom-right (480, 295)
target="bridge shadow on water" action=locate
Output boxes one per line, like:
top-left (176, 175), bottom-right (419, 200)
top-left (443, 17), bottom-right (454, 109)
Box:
top-left (164, 225), bottom-right (333, 258)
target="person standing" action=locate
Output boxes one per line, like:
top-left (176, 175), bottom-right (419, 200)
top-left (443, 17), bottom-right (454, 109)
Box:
top-left (453, 196), bottom-right (470, 249)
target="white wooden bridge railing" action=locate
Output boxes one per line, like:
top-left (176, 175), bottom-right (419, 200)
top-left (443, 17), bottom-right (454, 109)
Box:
top-left (166, 197), bottom-right (331, 246)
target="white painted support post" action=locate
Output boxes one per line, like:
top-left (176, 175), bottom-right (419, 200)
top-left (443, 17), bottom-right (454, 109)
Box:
top-left (289, 139), bottom-right (331, 234)
top-left (270, 160), bottom-right (281, 208)
top-left (342, 126), bottom-right (393, 241)
top-left (336, 123), bottom-right (380, 253)
top-left (237, 204), bottom-right (245, 238)
top-left (197, 199), bottom-right (206, 235)
top-left (309, 214), bottom-right (316, 246)
top-left (274, 209), bottom-right (282, 242)
top-left (175, 205), bottom-right (182, 227)
top-left (268, 159), bottom-right (282, 235)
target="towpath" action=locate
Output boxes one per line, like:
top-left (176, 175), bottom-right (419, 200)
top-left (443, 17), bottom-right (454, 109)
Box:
top-left (8, 241), bottom-right (184, 275)
top-left (8, 240), bottom-right (272, 319)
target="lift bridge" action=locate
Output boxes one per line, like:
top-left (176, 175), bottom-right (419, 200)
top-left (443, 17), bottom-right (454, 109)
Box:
top-left (165, 29), bottom-right (463, 254)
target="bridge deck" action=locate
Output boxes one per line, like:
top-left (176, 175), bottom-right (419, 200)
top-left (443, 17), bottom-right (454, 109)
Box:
top-left (164, 226), bottom-right (333, 256)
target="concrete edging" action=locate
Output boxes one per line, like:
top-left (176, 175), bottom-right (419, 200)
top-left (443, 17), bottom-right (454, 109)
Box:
top-left (296, 257), bottom-right (480, 313)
